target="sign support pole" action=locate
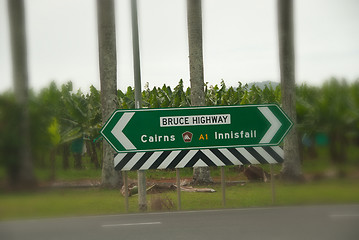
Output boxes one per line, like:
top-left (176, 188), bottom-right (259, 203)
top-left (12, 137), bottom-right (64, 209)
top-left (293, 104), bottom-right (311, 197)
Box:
top-left (123, 171), bottom-right (129, 212)
top-left (221, 166), bottom-right (226, 207)
top-left (270, 164), bottom-right (276, 204)
top-left (131, 0), bottom-right (147, 212)
top-left (176, 168), bottom-right (181, 210)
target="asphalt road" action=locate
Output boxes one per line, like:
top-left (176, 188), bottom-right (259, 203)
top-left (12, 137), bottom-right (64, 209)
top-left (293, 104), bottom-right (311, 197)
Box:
top-left (1, 205), bottom-right (358, 240)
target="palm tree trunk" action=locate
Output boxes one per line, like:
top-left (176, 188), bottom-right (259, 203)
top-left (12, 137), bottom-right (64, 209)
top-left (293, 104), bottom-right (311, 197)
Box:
top-left (277, 0), bottom-right (303, 181)
top-left (8, 0), bottom-right (37, 188)
top-left (97, 0), bottom-right (122, 188)
top-left (90, 141), bottom-right (100, 169)
top-left (187, 0), bottom-right (212, 184)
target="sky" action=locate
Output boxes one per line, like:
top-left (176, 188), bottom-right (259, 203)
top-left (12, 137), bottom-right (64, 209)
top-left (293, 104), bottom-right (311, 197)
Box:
top-left (0, 0), bottom-right (358, 93)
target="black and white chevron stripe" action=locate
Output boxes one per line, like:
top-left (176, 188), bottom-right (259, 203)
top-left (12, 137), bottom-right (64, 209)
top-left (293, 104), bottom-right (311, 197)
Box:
top-left (114, 146), bottom-right (283, 171)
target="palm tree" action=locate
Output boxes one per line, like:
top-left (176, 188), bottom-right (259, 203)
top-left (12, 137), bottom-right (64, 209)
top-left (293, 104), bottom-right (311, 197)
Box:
top-left (277, 0), bottom-right (303, 181)
top-left (7, 0), bottom-right (37, 187)
top-left (187, 0), bottom-right (212, 184)
top-left (97, 0), bottom-right (122, 188)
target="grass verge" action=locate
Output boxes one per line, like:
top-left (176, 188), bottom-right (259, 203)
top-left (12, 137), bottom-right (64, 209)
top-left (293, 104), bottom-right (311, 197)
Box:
top-left (1, 179), bottom-right (358, 221)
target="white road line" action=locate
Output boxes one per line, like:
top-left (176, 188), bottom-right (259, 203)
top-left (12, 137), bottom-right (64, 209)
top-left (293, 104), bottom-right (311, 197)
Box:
top-left (330, 214), bottom-right (359, 219)
top-left (102, 222), bottom-right (162, 228)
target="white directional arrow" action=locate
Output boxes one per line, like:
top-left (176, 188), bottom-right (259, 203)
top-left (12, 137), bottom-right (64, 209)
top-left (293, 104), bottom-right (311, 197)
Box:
top-left (258, 107), bottom-right (282, 144)
top-left (111, 112), bottom-right (136, 150)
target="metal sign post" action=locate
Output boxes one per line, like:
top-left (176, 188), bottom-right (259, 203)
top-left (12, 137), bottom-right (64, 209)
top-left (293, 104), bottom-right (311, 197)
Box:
top-left (176, 169), bottom-right (181, 210)
top-left (131, 0), bottom-right (146, 212)
top-left (221, 166), bottom-right (226, 207)
top-left (270, 164), bottom-right (276, 204)
top-left (123, 171), bottom-right (129, 212)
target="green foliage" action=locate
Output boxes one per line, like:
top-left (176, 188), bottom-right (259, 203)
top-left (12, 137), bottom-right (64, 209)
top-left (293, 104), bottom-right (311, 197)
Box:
top-left (296, 78), bottom-right (359, 164)
top-left (118, 86), bottom-right (135, 109)
top-left (172, 79), bottom-right (191, 107)
top-left (0, 93), bottom-right (22, 181)
top-left (48, 118), bottom-right (61, 145)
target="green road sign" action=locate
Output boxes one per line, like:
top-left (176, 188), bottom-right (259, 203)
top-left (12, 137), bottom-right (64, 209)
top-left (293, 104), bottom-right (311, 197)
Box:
top-left (100, 104), bottom-right (293, 153)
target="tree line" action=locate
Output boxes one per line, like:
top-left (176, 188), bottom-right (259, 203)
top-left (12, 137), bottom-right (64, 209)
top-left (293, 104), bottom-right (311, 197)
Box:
top-left (1, 77), bottom-right (358, 185)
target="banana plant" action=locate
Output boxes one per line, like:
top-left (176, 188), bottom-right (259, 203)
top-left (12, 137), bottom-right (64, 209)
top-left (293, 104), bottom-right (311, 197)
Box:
top-left (171, 79), bottom-right (191, 107)
top-left (60, 83), bottom-right (101, 169)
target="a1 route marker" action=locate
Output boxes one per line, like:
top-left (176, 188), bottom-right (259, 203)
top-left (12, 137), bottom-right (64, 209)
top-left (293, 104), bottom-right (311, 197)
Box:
top-left (100, 104), bottom-right (293, 153)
